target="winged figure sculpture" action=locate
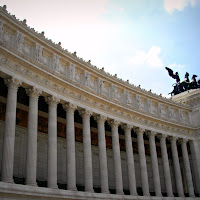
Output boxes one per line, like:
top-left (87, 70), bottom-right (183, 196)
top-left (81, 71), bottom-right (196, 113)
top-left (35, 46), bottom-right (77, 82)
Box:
top-left (165, 67), bottom-right (180, 83)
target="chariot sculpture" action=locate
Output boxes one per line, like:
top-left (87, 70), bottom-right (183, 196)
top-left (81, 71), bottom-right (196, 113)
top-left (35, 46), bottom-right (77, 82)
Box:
top-left (165, 67), bottom-right (200, 96)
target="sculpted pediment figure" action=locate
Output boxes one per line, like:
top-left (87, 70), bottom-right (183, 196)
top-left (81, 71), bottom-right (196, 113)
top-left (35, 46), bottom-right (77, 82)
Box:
top-left (15, 31), bottom-right (24, 52)
top-left (35, 43), bottom-right (43, 63)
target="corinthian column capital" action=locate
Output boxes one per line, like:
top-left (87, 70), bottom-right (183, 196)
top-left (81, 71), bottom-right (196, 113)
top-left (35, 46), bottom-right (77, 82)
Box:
top-left (4, 77), bottom-right (22, 89)
top-left (95, 114), bottom-right (107, 123)
top-left (179, 138), bottom-right (188, 144)
top-left (79, 109), bottom-right (93, 118)
top-left (168, 136), bottom-right (178, 142)
top-left (157, 134), bottom-right (167, 140)
top-left (122, 124), bottom-right (132, 131)
top-left (134, 127), bottom-right (145, 135)
top-left (146, 130), bottom-right (157, 138)
top-left (108, 119), bottom-right (120, 127)
top-left (62, 102), bottom-right (77, 112)
top-left (45, 95), bottom-right (60, 105)
top-left (25, 87), bottom-right (42, 98)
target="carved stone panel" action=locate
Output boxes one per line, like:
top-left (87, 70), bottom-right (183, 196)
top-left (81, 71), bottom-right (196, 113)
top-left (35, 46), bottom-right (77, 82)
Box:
top-left (15, 31), bottom-right (24, 53)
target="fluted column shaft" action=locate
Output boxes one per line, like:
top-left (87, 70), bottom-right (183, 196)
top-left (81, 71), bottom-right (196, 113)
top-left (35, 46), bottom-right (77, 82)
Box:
top-left (170, 137), bottom-right (184, 197)
top-left (96, 115), bottom-right (109, 194)
top-left (110, 120), bottom-right (124, 194)
top-left (1, 78), bottom-right (21, 183)
top-left (148, 131), bottom-right (162, 196)
top-left (45, 96), bottom-right (60, 189)
top-left (136, 128), bottom-right (150, 196)
top-left (124, 124), bottom-right (137, 195)
top-left (81, 109), bottom-right (94, 192)
top-left (63, 103), bottom-right (77, 191)
top-left (193, 140), bottom-right (200, 179)
top-left (181, 139), bottom-right (195, 197)
top-left (189, 140), bottom-right (200, 194)
top-left (159, 135), bottom-right (173, 197)
top-left (25, 87), bottom-right (41, 186)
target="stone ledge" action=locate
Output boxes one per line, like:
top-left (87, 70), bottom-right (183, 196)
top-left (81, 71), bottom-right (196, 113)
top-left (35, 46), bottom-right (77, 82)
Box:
top-left (0, 182), bottom-right (199, 200)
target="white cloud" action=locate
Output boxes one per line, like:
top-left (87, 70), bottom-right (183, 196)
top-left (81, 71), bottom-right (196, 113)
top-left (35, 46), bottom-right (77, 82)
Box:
top-left (120, 7), bottom-right (125, 12)
top-left (128, 46), bottom-right (163, 68)
top-left (164, 0), bottom-right (197, 13)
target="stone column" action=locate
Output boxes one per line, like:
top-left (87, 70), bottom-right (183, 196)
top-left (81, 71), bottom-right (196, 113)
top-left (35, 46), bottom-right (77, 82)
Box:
top-left (63, 103), bottom-right (77, 191)
top-left (45, 96), bottom-right (60, 189)
top-left (147, 131), bottom-right (162, 196)
top-left (158, 134), bottom-right (173, 197)
top-left (135, 128), bottom-right (150, 196)
top-left (169, 136), bottom-right (184, 197)
top-left (189, 140), bottom-right (200, 194)
top-left (1, 77), bottom-right (21, 183)
top-left (96, 115), bottom-right (109, 194)
top-left (25, 87), bottom-right (41, 186)
top-left (180, 139), bottom-right (195, 197)
top-left (80, 109), bottom-right (94, 193)
top-left (123, 124), bottom-right (137, 195)
top-left (192, 140), bottom-right (200, 182)
top-left (109, 120), bottom-right (124, 194)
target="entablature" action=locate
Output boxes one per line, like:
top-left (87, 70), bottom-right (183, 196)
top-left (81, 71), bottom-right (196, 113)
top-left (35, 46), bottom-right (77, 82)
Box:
top-left (0, 51), bottom-right (197, 140)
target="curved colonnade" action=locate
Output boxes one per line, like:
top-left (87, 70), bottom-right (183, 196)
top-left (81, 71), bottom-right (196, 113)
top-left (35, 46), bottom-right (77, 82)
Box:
top-left (0, 5), bottom-right (200, 200)
top-left (0, 77), bottom-right (199, 198)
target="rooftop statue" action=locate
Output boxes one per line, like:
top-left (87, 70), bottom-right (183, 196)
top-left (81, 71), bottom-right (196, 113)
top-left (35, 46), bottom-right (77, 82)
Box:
top-left (165, 67), bottom-right (180, 83)
top-left (165, 67), bottom-right (200, 96)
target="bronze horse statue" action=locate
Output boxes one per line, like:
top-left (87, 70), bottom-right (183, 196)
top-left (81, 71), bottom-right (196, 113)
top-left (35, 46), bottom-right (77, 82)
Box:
top-left (165, 67), bottom-right (200, 96)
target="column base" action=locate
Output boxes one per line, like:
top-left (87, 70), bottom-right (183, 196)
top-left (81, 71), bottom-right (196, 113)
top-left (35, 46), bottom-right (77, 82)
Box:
top-left (67, 187), bottom-right (77, 191)
top-left (143, 192), bottom-right (150, 196)
top-left (26, 181), bottom-right (38, 187)
top-left (116, 191), bottom-right (124, 195)
top-left (1, 178), bottom-right (14, 183)
top-left (156, 193), bottom-right (163, 197)
top-left (130, 192), bottom-right (138, 196)
top-left (26, 183), bottom-right (38, 187)
top-left (85, 189), bottom-right (94, 193)
top-left (101, 190), bottom-right (110, 194)
top-left (48, 184), bottom-right (58, 189)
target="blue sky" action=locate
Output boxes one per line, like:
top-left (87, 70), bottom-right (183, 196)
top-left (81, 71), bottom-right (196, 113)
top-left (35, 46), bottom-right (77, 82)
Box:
top-left (1, 0), bottom-right (200, 97)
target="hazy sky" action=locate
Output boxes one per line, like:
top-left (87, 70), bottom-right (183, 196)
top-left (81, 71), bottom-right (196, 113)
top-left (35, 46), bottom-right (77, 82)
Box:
top-left (1, 0), bottom-right (200, 96)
